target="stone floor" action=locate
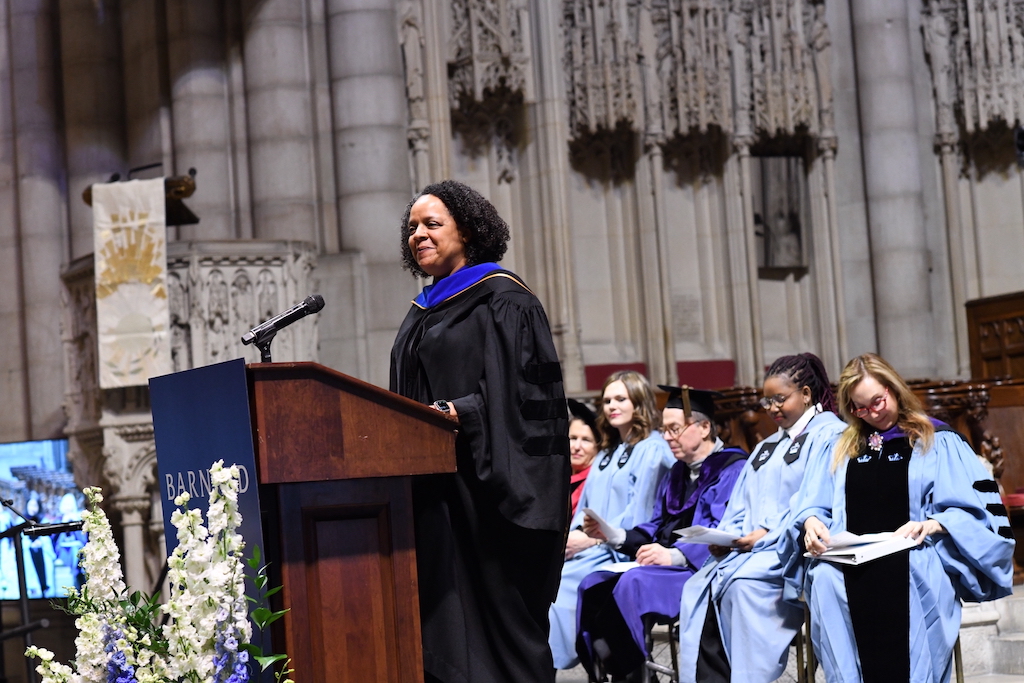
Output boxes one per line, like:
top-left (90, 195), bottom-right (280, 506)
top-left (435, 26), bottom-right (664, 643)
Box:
top-left (555, 638), bottom-right (825, 683)
top-left (553, 640), bottom-right (1024, 683)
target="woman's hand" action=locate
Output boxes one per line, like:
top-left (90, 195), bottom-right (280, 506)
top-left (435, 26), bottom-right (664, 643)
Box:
top-left (582, 515), bottom-right (606, 541)
top-left (565, 529), bottom-right (600, 560)
top-left (635, 543), bottom-right (672, 566)
top-left (734, 527), bottom-right (768, 552)
top-left (894, 519), bottom-right (945, 545)
top-left (804, 516), bottom-right (831, 556)
top-left (708, 544), bottom-right (732, 558)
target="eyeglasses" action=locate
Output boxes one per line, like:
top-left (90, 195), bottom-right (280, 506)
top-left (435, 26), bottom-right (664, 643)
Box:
top-left (851, 388), bottom-right (889, 418)
top-left (759, 391), bottom-right (796, 410)
top-left (663, 421), bottom-right (695, 439)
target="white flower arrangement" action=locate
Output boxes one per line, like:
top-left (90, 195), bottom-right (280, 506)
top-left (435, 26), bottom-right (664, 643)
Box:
top-left (26, 460), bottom-right (290, 683)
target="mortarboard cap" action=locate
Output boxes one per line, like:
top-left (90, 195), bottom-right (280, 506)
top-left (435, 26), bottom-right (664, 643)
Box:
top-left (658, 385), bottom-right (722, 421)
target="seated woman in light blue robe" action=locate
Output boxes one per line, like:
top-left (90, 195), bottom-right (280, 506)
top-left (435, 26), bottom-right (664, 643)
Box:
top-left (677, 353), bottom-right (846, 683)
top-left (549, 370), bottom-right (675, 670)
top-left (786, 353), bottom-right (1013, 683)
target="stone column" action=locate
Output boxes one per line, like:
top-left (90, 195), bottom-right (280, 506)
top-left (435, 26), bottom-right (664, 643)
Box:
top-left (241, 0), bottom-right (319, 243)
top-left (165, 0), bottom-right (234, 240)
top-left (849, 0), bottom-right (934, 377)
top-left (736, 140), bottom-right (764, 385)
top-left (7, 0), bottom-right (69, 437)
top-left (113, 495), bottom-right (151, 593)
top-left (59, 0), bottom-right (128, 261)
top-left (326, 0), bottom-right (418, 386)
top-left (723, 137), bottom-right (762, 386)
top-left (521, 0), bottom-right (583, 392)
top-left (120, 0), bottom-right (173, 173)
top-left (0, 2), bottom-right (30, 440)
top-left (635, 8), bottom-right (675, 385)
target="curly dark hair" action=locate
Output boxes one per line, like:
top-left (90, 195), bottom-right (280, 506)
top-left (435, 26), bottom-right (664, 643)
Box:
top-left (399, 180), bottom-right (511, 277)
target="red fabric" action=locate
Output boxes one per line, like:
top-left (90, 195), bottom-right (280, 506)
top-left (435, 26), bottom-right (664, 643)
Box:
top-left (675, 360), bottom-right (736, 390)
top-left (570, 465), bottom-right (592, 517)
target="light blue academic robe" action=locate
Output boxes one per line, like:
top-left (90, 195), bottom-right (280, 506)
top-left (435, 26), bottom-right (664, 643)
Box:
top-left (677, 409), bottom-right (846, 683)
top-left (783, 429), bottom-right (1014, 683)
top-left (549, 432), bottom-right (675, 669)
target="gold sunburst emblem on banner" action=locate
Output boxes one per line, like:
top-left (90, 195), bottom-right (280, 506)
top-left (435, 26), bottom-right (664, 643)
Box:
top-left (96, 210), bottom-right (167, 300)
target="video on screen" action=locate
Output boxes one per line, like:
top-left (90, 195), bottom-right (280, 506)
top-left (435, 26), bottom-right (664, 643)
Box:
top-left (0, 439), bottom-right (84, 600)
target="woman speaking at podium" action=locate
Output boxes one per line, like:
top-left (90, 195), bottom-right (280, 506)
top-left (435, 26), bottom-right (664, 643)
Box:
top-left (390, 180), bottom-right (570, 683)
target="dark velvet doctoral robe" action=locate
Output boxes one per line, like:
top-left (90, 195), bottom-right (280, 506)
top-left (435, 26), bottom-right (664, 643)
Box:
top-left (390, 268), bottom-right (570, 683)
top-left (575, 446), bottom-right (747, 678)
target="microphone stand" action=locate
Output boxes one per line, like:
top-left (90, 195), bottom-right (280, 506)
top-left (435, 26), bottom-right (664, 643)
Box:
top-left (252, 329), bottom-right (277, 363)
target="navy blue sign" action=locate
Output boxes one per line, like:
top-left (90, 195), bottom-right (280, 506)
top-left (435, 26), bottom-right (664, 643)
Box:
top-left (150, 358), bottom-right (264, 561)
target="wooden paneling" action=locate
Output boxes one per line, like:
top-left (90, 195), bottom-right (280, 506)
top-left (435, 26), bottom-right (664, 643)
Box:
top-left (967, 292), bottom-right (1024, 379)
top-left (249, 362), bottom-right (457, 483)
top-left (275, 479), bottom-right (422, 683)
top-left (247, 362), bottom-right (458, 681)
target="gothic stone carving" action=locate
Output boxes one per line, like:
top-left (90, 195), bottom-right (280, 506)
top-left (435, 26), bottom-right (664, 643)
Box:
top-left (448, 0), bottom-right (534, 107)
top-left (61, 241), bottom-right (318, 594)
top-left (923, 0), bottom-right (1024, 137)
top-left (166, 241), bottom-right (319, 370)
top-left (562, 0), bottom-right (642, 137)
top-left (563, 0), bottom-right (833, 147)
top-left (442, 0), bottom-right (534, 182)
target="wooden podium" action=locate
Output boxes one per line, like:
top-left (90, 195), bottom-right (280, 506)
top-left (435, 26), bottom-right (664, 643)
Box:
top-left (249, 362), bottom-right (457, 683)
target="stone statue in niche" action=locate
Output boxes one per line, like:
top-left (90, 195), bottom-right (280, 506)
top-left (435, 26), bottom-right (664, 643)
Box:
top-left (922, 7), bottom-right (955, 137)
top-left (206, 270), bottom-right (230, 363)
top-left (167, 272), bottom-right (191, 373)
top-left (400, 0), bottom-right (428, 133)
top-left (811, 3), bottom-right (834, 135)
top-left (752, 155), bottom-right (808, 269)
top-left (728, 9), bottom-right (752, 136)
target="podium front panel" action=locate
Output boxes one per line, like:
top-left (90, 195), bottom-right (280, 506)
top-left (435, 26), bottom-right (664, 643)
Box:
top-left (275, 478), bottom-right (423, 683)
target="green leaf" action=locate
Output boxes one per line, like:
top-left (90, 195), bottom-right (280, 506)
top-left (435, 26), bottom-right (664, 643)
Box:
top-left (247, 545), bottom-right (261, 569)
top-left (264, 585), bottom-right (283, 599)
top-left (251, 606), bottom-right (273, 627)
top-left (241, 643), bottom-right (261, 657)
top-left (260, 608), bottom-right (289, 627)
top-left (255, 653), bottom-right (289, 671)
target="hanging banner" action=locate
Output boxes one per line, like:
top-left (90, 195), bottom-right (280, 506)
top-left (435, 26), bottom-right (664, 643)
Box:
top-left (92, 179), bottom-right (171, 388)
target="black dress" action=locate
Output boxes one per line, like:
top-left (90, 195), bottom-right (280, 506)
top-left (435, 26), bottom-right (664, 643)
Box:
top-left (390, 269), bottom-right (570, 683)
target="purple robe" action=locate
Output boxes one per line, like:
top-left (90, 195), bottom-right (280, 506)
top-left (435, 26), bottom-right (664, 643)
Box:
top-left (575, 446), bottom-right (747, 678)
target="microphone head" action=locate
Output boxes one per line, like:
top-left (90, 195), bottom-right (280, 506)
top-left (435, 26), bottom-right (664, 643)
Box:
top-left (305, 294), bottom-right (325, 313)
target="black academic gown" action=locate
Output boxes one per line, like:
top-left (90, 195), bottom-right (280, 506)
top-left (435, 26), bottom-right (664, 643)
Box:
top-left (390, 269), bottom-right (570, 683)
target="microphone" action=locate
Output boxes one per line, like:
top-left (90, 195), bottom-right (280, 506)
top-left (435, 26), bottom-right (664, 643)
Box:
top-left (241, 294), bottom-right (325, 345)
top-left (23, 521), bottom-right (84, 538)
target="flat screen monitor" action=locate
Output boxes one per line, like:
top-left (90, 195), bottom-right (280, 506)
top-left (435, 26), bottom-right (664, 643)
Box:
top-left (0, 438), bottom-right (84, 600)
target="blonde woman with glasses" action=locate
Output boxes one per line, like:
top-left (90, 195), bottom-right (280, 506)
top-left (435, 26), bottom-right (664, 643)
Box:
top-left (790, 353), bottom-right (1013, 683)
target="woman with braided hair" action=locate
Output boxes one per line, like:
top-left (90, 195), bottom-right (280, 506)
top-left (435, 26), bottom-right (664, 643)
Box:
top-left (677, 353), bottom-right (846, 683)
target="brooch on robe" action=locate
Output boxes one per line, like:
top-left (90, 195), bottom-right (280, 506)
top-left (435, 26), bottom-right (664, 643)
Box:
top-left (868, 432), bottom-right (884, 452)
